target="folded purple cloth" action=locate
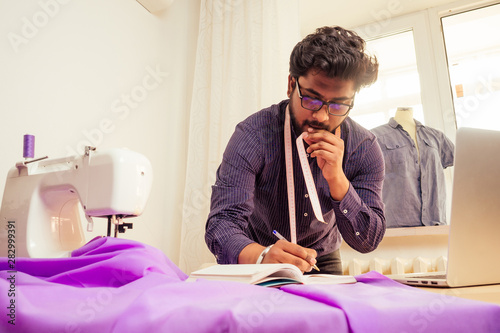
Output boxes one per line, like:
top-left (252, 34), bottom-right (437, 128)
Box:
top-left (282, 271), bottom-right (500, 332)
top-left (1, 237), bottom-right (499, 332)
top-left (0, 237), bottom-right (346, 332)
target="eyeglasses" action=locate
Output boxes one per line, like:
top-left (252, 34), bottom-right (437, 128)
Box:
top-left (295, 79), bottom-right (354, 116)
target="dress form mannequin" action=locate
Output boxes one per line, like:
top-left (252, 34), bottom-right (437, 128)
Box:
top-left (372, 109), bottom-right (455, 227)
top-left (394, 107), bottom-right (419, 156)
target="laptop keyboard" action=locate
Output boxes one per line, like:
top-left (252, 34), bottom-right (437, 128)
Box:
top-left (414, 274), bottom-right (446, 279)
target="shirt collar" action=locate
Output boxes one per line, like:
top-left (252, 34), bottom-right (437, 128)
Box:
top-left (388, 117), bottom-right (424, 129)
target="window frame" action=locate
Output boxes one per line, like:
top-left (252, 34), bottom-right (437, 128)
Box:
top-left (352, 0), bottom-right (500, 229)
top-left (353, 0), bottom-right (500, 142)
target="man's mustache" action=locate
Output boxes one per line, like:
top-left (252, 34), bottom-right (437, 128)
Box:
top-left (304, 120), bottom-right (329, 131)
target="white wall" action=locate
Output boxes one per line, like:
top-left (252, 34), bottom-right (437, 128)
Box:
top-left (0, 0), bottom-right (199, 266)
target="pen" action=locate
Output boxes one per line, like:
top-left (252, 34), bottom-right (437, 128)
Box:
top-left (272, 230), bottom-right (320, 272)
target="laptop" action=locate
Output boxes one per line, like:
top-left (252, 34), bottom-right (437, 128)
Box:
top-left (392, 127), bottom-right (500, 288)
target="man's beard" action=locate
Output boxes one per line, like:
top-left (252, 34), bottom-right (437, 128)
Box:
top-left (289, 103), bottom-right (331, 133)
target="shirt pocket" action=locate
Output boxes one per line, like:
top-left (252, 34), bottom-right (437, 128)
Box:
top-left (422, 138), bottom-right (438, 150)
top-left (382, 141), bottom-right (410, 175)
top-left (422, 138), bottom-right (442, 169)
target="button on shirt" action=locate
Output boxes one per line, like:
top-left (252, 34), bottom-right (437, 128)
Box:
top-left (371, 118), bottom-right (454, 227)
top-left (205, 100), bottom-right (386, 264)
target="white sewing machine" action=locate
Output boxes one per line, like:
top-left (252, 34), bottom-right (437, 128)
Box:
top-left (0, 146), bottom-right (153, 258)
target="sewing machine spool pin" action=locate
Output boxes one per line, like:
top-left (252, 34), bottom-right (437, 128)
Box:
top-left (24, 156), bottom-right (49, 164)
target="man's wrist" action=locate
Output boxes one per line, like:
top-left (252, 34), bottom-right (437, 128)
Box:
top-left (238, 243), bottom-right (267, 264)
top-left (256, 245), bottom-right (273, 264)
top-left (328, 176), bottom-right (350, 201)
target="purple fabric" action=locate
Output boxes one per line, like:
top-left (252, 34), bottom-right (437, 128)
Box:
top-left (282, 271), bottom-right (500, 332)
top-left (1, 238), bottom-right (499, 332)
top-left (1, 237), bottom-right (346, 332)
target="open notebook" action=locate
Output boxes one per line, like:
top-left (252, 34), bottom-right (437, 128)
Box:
top-left (187, 263), bottom-right (356, 287)
top-left (392, 127), bottom-right (500, 288)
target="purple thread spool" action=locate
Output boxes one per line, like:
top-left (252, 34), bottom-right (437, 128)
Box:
top-left (23, 134), bottom-right (35, 158)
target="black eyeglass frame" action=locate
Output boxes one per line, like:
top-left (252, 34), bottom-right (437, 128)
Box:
top-left (295, 78), bottom-right (355, 116)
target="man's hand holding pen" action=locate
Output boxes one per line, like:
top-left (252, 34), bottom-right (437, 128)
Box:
top-left (261, 239), bottom-right (318, 273)
top-left (257, 230), bottom-right (319, 273)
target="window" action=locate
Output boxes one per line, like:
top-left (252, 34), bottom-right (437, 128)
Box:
top-left (351, 1), bottom-right (500, 229)
top-left (352, 30), bottom-right (425, 129)
top-left (442, 4), bottom-right (500, 131)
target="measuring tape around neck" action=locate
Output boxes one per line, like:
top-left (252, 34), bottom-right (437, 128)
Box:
top-left (284, 106), bottom-right (326, 244)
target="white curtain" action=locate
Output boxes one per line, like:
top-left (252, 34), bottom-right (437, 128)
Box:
top-left (179, 0), bottom-right (300, 273)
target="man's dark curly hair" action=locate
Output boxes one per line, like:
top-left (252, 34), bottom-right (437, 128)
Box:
top-left (289, 26), bottom-right (378, 92)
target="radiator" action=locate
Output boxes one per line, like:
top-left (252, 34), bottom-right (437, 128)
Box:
top-left (343, 256), bottom-right (448, 276)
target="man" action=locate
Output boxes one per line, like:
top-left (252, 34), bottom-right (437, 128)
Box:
top-left (205, 26), bottom-right (386, 274)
